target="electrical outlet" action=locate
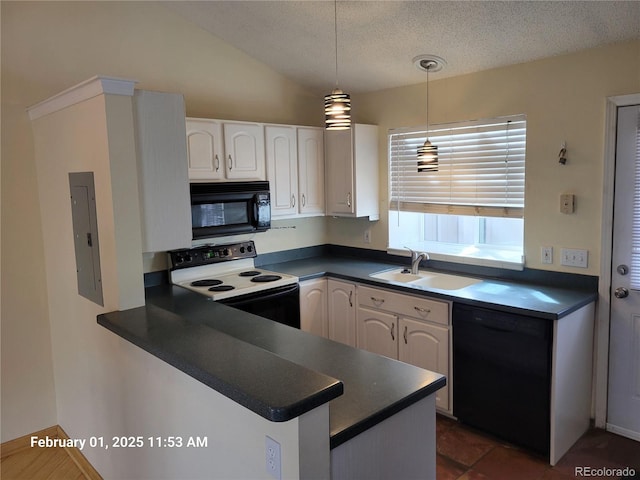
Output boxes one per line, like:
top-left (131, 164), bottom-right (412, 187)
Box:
top-left (560, 248), bottom-right (588, 268)
top-left (265, 436), bottom-right (281, 480)
top-left (541, 246), bottom-right (553, 264)
top-left (364, 228), bottom-right (371, 244)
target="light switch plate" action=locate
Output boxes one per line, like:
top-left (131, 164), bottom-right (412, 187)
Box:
top-left (560, 194), bottom-right (575, 214)
top-left (560, 248), bottom-right (588, 268)
top-left (541, 246), bottom-right (553, 264)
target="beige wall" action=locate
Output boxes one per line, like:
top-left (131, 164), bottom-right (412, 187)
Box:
top-left (1, 1), bottom-right (322, 443)
top-left (339, 40), bottom-right (640, 275)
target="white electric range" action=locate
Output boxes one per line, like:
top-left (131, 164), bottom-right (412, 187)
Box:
top-left (168, 241), bottom-right (300, 328)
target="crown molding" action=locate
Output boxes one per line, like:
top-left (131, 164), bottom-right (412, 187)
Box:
top-left (27, 76), bottom-right (137, 121)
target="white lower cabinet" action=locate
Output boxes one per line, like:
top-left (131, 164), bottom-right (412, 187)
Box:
top-left (327, 279), bottom-right (357, 347)
top-left (357, 285), bottom-right (451, 412)
top-left (398, 317), bottom-right (450, 411)
top-left (299, 278), bottom-right (328, 337)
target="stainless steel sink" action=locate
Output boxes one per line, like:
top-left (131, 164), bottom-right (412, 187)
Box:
top-left (370, 268), bottom-right (481, 290)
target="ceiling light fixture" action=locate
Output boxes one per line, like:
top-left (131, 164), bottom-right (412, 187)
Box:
top-left (414, 55), bottom-right (446, 172)
top-left (325, 0), bottom-right (351, 130)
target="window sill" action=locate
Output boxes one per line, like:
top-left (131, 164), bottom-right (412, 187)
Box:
top-left (388, 244), bottom-right (524, 271)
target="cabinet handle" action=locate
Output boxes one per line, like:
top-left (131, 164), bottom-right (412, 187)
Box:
top-left (391, 323), bottom-right (395, 341)
top-left (302, 194), bottom-right (306, 207)
top-left (291, 195), bottom-right (295, 208)
top-left (414, 306), bottom-right (431, 315)
top-left (228, 154), bottom-right (233, 171)
top-left (371, 296), bottom-right (385, 304)
top-left (214, 154), bottom-right (220, 171)
top-left (347, 192), bottom-right (352, 207)
top-left (348, 290), bottom-right (353, 307)
top-left (404, 325), bottom-right (408, 344)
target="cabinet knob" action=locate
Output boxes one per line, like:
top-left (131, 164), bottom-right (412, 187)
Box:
top-left (214, 154), bottom-right (220, 171)
top-left (302, 194), bottom-right (306, 207)
top-left (371, 296), bottom-right (385, 304)
top-left (391, 323), bottom-right (395, 341)
top-left (414, 306), bottom-right (431, 315)
top-left (291, 195), bottom-right (295, 208)
top-left (228, 154), bottom-right (233, 171)
top-left (347, 192), bottom-right (352, 207)
top-left (348, 290), bottom-right (353, 307)
top-left (404, 325), bottom-right (408, 344)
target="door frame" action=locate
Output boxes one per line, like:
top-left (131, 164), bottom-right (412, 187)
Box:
top-left (595, 93), bottom-right (640, 428)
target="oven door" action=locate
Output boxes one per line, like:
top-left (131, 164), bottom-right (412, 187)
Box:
top-left (219, 283), bottom-right (300, 329)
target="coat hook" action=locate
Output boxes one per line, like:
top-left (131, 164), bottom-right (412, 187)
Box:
top-left (558, 141), bottom-right (567, 165)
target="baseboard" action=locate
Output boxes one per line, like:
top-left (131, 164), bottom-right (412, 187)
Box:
top-left (0, 425), bottom-right (102, 479)
top-left (57, 425), bottom-right (103, 480)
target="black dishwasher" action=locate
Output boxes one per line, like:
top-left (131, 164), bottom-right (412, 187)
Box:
top-left (453, 304), bottom-right (552, 455)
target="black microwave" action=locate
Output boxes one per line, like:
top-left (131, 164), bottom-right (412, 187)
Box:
top-left (190, 181), bottom-right (271, 239)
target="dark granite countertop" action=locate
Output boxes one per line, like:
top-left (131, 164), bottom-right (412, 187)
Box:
top-left (257, 255), bottom-right (597, 320)
top-left (99, 285), bottom-right (446, 449)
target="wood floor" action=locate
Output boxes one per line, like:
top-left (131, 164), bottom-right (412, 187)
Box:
top-left (1, 445), bottom-right (87, 480)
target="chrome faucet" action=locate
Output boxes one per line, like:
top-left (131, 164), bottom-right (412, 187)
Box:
top-left (406, 248), bottom-right (430, 274)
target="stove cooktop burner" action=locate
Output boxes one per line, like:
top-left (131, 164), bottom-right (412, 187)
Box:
top-left (191, 279), bottom-right (223, 287)
top-left (208, 285), bottom-right (235, 292)
top-left (239, 270), bottom-right (262, 277)
top-left (251, 275), bottom-right (282, 283)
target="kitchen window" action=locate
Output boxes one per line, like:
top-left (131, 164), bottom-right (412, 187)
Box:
top-left (388, 115), bottom-right (526, 269)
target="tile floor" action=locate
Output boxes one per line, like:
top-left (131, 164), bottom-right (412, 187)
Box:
top-left (436, 415), bottom-right (640, 480)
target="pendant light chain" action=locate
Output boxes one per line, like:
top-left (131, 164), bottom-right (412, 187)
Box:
top-left (334, 0), bottom-right (339, 89)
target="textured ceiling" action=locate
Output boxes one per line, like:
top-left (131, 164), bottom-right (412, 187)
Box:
top-left (165, 1), bottom-right (640, 94)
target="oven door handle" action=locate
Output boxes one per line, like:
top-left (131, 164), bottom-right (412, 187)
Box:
top-left (220, 283), bottom-right (299, 306)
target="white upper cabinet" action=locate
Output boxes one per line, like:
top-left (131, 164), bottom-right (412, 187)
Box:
top-left (266, 125), bottom-right (325, 219)
top-left (223, 122), bottom-right (266, 180)
top-left (297, 127), bottom-right (325, 216)
top-left (133, 90), bottom-right (191, 253)
top-left (266, 125), bottom-right (298, 217)
top-left (325, 124), bottom-right (379, 220)
top-left (186, 118), bottom-right (265, 181)
top-left (186, 118), bottom-right (224, 180)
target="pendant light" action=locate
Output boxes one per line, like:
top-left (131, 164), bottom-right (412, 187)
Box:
top-left (413, 55), bottom-right (445, 172)
top-left (325, 0), bottom-right (351, 130)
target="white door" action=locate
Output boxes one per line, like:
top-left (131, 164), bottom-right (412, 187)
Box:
top-left (356, 306), bottom-right (397, 358)
top-left (607, 104), bottom-right (640, 441)
top-left (297, 127), bottom-right (325, 215)
top-left (186, 119), bottom-right (224, 180)
top-left (399, 318), bottom-right (449, 411)
top-left (327, 279), bottom-right (356, 347)
top-left (266, 125), bottom-right (298, 217)
top-left (223, 122), bottom-right (266, 180)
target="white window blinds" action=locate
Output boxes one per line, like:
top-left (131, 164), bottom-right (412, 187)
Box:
top-left (389, 115), bottom-right (526, 218)
top-left (631, 108), bottom-right (640, 290)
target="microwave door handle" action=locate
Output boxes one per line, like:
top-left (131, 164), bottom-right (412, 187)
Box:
top-left (252, 199), bottom-right (259, 225)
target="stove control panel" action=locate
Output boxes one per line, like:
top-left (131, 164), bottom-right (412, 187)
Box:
top-left (168, 241), bottom-right (256, 270)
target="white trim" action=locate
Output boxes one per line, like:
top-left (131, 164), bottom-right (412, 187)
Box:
top-left (596, 93), bottom-right (640, 429)
top-left (606, 423), bottom-right (640, 442)
top-left (27, 75), bottom-right (137, 120)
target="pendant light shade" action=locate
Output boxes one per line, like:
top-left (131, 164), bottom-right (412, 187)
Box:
top-left (417, 140), bottom-right (439, 172)
top-left (325, 0), bottom-right (351, 130)
top-left (413, 55), bottom-right (446, 172)
top-left (325, 88), bottom-right (351, 130)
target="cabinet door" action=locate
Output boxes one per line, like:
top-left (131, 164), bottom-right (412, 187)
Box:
top-left (223, 122), bottom-right (266, 180)
top-left (297, 127), bottom-right (325, 216)
top-left (399, 317), bottom-right (450, 411)
top-left (299, 278), bottom-right (328, 337)
top-left (266, 126), bottom-right (298, 217)
top-left (325, 128), bottom-right (354, 215)
top-left (186, 118), bottom-right (224, 180)
top-left (327, 279), bottom-right (356, 347)
top-left (357, 305), bottom-right (398, 358)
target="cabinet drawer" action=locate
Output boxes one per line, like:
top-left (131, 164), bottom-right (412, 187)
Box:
top-left (358, 285), bottom-right (450, 326)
